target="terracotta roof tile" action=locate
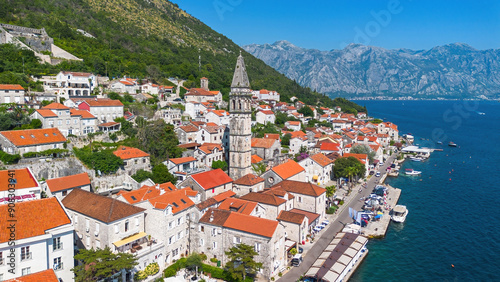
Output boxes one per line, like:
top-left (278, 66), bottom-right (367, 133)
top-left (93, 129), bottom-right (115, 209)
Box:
top-left (197, 143), bottom-right (223, 154)
top-left (179, 125), bottom-right (199, 133)
top-left (98, 121), bottom-right (120, 127)
top-left (169, 156), bottom-right (197, 165)
top-left (310, 153), bottom-right (334, 167)
top-left (0, 128), bottom-right (66, 147)
top-left (62, 71), bottom-right (93, 77)
top-left (0, 198), bottom-right (71, 243)
top-left (320, 143), bottom-right (341, 152)
top-left (35, 109), bottom-right (57, 118)
top-left (177, 142), bottom-right (200, 149)
top-left (286, 121), bottom-right (301, 126)
top-left (264, 133), bottom-right (280, 140)
top-left (119, 183), bottom-right (178, 204)
top-left (62, 189), bottom-right (145, 223)
top-left (251, 138), bottom-right (277, 149)
top-left (271, 159), bottom-right (305, 180)
top-left (191, 169), bottom-right (233, 190)
top-left (251, 154), bottom-right (263, 164)
top-left (70, 109), bottom-right (96, 119)
top-left (277, 210), bottom-right (306, 224)
top-left (289, 208), bottom-right (320, 225)
top-left (41, 102), bottom-right (69, 110)
top-left (113, 146), bottom-right (150, 160)
top-left (4, 269), bottom-right (59, 282)
top-left (199, 208), bottom-right (278, 238)
top-left (233, 174), bottom-right (264, 186)
top-left (83, 98), bottom-right (124, 107)
top-left (196, 198), bottom-right (218, 211)
top-left (146, 187), bottom-right (195, 214)
top-left (271, 180), bottom-right (326, 197)
top-left (46, 173), bottom-right (91, 193)
top-left (0, 168), bottom-right (38, 191)
top-left (259, 110), bottom-right (275, 115)
top-left (217, 198), bottom-right (257, 215)
top-left (212, 190), bottom-right (236, 202)
top-left (240, 192), bottom-right (286, 206)
top-left (0, 84), bottom-right (24, 90)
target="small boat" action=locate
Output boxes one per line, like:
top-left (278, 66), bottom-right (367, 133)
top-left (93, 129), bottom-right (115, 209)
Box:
top-left (405, 169), bottom-right (422, 175)
top-left (391, 205), bottom-right (408, 223)
top-left (437, 141), bottom-right (443, 145)
top-left (448, 142), bottom-right (457, 147)
top-left (410, 157), bottom-right (423, 162)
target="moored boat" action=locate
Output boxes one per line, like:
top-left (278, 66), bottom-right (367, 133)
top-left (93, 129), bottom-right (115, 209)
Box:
top-left (405, 169), bottom-right (422, 175)
top-left (391, 205), bottom-right (408, 223)
top-left (448, 142), bottom-right (457, 147)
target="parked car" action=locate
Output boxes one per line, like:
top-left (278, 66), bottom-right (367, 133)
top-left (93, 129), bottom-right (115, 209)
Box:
top-left (291, 254), bottom-right (303, 266)
top-left (376, 172), bottom-right (381, 177)
top-left (369, 171), bottom-right (375, 175)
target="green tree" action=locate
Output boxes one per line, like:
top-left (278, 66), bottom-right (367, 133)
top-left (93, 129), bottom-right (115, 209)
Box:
top-left (333, 157), bottom-right (366, 180)
top-left (185, 253), bottom-right (203, 271)
top-left (29, 118), bottom-right (42, 129)
top-left (281, 133), bottom-right (291, 146)
top-left (72, 247), bottom-right (137, 282)
top-left (224, 243), bottom-right (262, 281)
top-left (132, 169), bottom-right (154, 183)
top-left (350, 144), bottom-right (375, 164)
top-left (152, 163), bottom-right (177, 184)
top-left (211, 160), bottom-right (228, 171)
top-left (252, 162), bottom-right (266, 175)
top-left (325, 185), bottom-right (336, 202)
top-left (298, 106), bottom-right (314, 117)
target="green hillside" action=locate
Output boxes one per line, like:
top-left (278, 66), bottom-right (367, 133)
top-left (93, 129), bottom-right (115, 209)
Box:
top-left (0, 0), bottom-right (365, 113)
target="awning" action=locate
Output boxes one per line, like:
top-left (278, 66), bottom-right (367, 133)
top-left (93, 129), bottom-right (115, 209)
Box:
top-left (312, 175), bottom-right (318, 180)
top-left (113, 232), bottom-right (147, 248)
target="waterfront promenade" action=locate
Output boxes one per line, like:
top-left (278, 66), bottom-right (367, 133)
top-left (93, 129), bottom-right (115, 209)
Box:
top-left (278, 152), bottom-right (398, 282)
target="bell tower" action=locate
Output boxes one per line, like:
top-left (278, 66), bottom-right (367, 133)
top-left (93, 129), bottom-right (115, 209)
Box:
top-left (229, 52), bottom-right (252, 180)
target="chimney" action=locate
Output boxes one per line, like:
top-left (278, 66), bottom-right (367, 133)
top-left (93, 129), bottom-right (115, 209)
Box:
top-left (160, 188), bottom-right (165, 195)
top-left (156, 184), bottom-right (160, 190)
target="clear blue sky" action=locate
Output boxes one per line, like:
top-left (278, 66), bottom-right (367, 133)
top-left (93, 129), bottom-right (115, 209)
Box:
top-left (171, 0), bottom-right (500, 50)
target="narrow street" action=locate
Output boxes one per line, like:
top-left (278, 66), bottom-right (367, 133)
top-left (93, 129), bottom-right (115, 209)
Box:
top-left (278, 152), bottom-right (398, 282)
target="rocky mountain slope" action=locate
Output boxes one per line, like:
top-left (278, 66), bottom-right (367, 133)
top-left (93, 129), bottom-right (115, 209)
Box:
top-left (243, 41), bottom-right (500, 98)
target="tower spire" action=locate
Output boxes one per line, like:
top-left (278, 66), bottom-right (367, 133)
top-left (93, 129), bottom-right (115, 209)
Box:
top-left (231, 52), bottom-right (250, 90)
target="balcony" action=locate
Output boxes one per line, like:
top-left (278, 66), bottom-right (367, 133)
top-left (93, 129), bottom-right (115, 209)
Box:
top-left (53, 262), bottom-right (64, 271)
top-left (20, 252), bottom-right (32, 261)
top-left (114, 232), bottom-right (163, 257)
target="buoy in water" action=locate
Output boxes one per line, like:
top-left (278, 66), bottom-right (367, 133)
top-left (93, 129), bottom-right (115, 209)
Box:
top-left (451, 264), bottom-right (455, 268)
top-left (449, 178), bottom-right (452, 181)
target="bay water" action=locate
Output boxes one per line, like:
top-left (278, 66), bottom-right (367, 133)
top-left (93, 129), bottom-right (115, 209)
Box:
top-left (349, 100), bottom-right (500, 281)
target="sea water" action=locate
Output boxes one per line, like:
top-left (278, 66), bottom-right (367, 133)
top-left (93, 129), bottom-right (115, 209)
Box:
top-left (349, 100), bottom-right (500, 281)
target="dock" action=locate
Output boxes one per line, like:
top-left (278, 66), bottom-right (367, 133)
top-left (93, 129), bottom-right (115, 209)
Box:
top-left (361, 185), bottom-right (402, 238)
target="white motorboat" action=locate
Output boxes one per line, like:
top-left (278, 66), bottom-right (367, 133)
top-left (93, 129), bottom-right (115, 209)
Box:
top-left (391, 205), bottom-right (408, 223)
top-left (405, 169), bottom-right (422, 175)
top-left (410, 156), bottom-right (423, 162)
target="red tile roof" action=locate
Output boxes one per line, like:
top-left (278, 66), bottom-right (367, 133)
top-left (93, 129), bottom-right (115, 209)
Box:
top-left (289, 208), bottom-right (320, 226)
top-left (0, 128), bottom-right (66, 147)
top-left (83, 98), bottom-right (124, 107)
top-left (4, 269), bottom-right (59, 282)
top-left (177, 142), bottom-right (201, 149)
top-left (310, 153), bottom-right (334, 167)
top-left (251, 138), bottom-right (277, 149)
top-left (179, 125), bottom-right (199, 133)
top-left (0, 198), bottom-right (71, 243)
top-left (41, 102), bottom-right (69, 110)
top-left (70, 109), bottom-right (96, 119)
top-left (264, 133), bottom-right (280, 140)
top-left (209, 110), bottom-right (229, 117)
top-left (271, 159), bottom-right (305, 180)
top-left (197, 143), bottom-right (223, 154)
top-left (113, 146), bottom-right (150, 160)
top-left (35, 109), bottom-right (57, 118)
top-left (320, 142), bottom-right (341, 152)
top-left (169, 156), bottom-right (197, 165)
top-left (98, 121), bottom-right (120, 127)
top-left (62, 71), bottom-right (93, 77)
top-left (259, 110), bottom-right (275, 115)
top-left (271, 180), bottom-right (326, 197)
top-left (0, 84), bottom-right (24, 90)
top-left (277, 210), bottom-right (306, 224)
top-left (46, 173), bottom-right (91, 193)
top-left (118, 183), bottom-right (177, 204)
top-left (240, 192), bottom-right (287, 206)
top-left (186, 88), bottom-right (218, 97)
top-left (62, 189), bottom-right (145, 223)
top-left (191, 169), bottom-right (233, 190)
top-left (146, 187), bottom-right (196, 214)
top-left (217, 198), bottom-right (257, 215)
top-left (233, 174), bottom-right (264, 186)
top-left (286, 121), bottom-right (301, 126)
top-left (251, 154), bottom-right (263, 164)
top-left (199, 208), bottom-right (278, 238)
top-left (0, 168), bottom-right (38, 191)
top-left (212, 190), bottom-right (236, 202)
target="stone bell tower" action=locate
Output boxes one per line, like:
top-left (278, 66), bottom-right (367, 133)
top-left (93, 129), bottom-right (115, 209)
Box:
top-left (229, 52), bottom-right (252, 180)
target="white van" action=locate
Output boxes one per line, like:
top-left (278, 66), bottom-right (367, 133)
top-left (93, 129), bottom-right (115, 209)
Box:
top-left (291, 254), bottom-right (303, 266)
top-left (376, 172), bottom-right (381, 177)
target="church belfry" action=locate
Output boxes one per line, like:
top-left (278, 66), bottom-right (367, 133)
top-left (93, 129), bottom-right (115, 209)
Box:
top-left (229, 52), bottom-right (252, 180)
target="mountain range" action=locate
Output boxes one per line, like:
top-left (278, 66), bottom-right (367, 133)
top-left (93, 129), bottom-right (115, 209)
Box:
top-left (243, 41), bottom-right (500, 99)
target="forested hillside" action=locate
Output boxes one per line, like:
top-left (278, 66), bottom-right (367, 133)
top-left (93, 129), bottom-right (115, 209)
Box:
top-left (0, 0), bottom-right (365, 112)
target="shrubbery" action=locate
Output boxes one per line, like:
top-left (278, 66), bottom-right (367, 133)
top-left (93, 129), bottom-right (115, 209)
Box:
top-left (0, 150), bottom-right (21, 164)
top-left (23, 148), bottom-right (68, 158)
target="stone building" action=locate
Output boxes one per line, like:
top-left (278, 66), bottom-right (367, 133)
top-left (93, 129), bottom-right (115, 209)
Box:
top-left (229, 53), bottom-right (253, 180)
top-left (0, 168), bottom-right (41, 203)
top-left (113, 146), bottom-right (151, 176)
top-left (251, 138), bottom-right (281, 160)
top-left (232, 174), bottom-right (265, 197)
top-left (193, 208), bottom-right (286, 279)
top-left (0, 128), bottom-right (66, 155)
top-left (298, 153), bottom-right (334, 185)
top-left (260, 159), bottom-right (306, 188)
top-left (0, 84), bottom-right (25, 104)
top-left (178, 169), bottom-right (233, 201)
top-left (256, 110), bottom-right (276, 125)
top-left (44, 172), bottom-right (91, 200)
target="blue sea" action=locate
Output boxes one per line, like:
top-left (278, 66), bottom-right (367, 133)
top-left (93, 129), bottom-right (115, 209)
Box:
top-left (349, 100), bottom-right (500, 282)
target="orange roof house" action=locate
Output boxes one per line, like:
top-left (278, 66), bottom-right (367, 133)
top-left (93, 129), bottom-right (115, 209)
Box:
top-left (271, 159), bottom-right (305, 180)
top-left (4, 269), bottom-right (59, 282)
top-left (0, 198), bottom-right (71, 244)
top-left (0, 84), bottom-right (24, 90)
top-left (113, 146), bottom-right (150, 160)
top-left (189, 169), bottom-right (233, 190)
top-left (251, 154), bottom-right (264, 164)
top-left (45, 173), bottom-right (91, 197)
top-left (309, 153), bottom-right (334, 167)
top-left (0, 168), bottom-right (40, 203)
top-left (0, 128), bottom-right (66, 148)
top-left (218, 198), bottom-right (258, 215)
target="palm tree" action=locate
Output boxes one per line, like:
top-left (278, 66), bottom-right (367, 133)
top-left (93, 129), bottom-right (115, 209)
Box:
top-left (346, 166), bottom-right (357, 195)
